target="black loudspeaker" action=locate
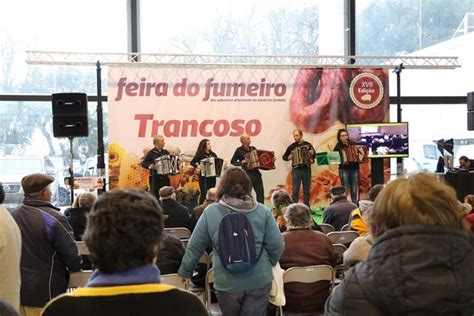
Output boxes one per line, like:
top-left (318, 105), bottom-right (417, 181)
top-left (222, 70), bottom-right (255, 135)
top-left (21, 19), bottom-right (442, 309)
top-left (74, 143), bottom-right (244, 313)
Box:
top-left (468, 111), bottom-right (474, 131)
top-left (468, 92), bottom-right (474, 111)
top-left (52, 93), bottom-right (89, 137)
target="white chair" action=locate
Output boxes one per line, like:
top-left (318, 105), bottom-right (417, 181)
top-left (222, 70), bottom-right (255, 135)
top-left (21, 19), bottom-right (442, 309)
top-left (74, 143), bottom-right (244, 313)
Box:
top-left (161, 273), bottom-right (189, 289)
top-left (76, 241), bottom-right (89, 255)
top-left (278, 265), bottom-right (335, 316)
top-left (164, 227), bottom-right (192, 239)
top-left (68, 270), bottom-right (93, 289)
top-left (340, 223), bottom-right (351, 231)
top-left (205, 269), bottom-right (222, 315)
top-left (326, 231), bottom-right (358, 246)
top-left (319, 223), bottom-right (335, 234)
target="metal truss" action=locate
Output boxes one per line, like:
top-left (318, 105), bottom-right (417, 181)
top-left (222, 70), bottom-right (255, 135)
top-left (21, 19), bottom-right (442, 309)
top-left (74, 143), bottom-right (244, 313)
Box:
top-left (26, 51), bottom-right (460, 69)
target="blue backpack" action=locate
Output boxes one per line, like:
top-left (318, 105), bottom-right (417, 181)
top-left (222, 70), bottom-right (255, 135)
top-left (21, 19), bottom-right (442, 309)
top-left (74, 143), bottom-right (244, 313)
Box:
top-left (216, 204), bottom-right (263, 273)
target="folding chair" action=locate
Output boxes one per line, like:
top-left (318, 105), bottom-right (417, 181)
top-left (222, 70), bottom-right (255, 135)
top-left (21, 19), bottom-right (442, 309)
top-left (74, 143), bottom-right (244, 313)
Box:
top-left (76, 241), bottom-right (89, 255)
top-left (278, 265), bottom-right (335, 316)
top-left (340, 223), bottom-right (351, 231)
top-left (68, 270), bottom-right (93, 290)
top-left (332, 243), bottom-right (348, 282)
top-left (161, 273), bottom-right (189, 289)
top-left (318, 223), bottom-right (335, 234)
top-left (326, 231), bottom-right (358, 246)
top-left (164, 227), bottom-right (192, 239)
top-left (205, 269), bottom-right (222, 315)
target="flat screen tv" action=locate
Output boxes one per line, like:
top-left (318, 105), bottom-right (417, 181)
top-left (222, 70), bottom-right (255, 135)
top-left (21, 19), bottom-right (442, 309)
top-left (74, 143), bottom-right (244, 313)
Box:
top-left (345, 122), bottom-right (409, 158)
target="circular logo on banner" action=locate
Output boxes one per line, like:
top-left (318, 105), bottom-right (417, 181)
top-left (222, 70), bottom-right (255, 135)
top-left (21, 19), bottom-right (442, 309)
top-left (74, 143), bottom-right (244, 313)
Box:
top-left (349, 73), bottom-right (384, 109)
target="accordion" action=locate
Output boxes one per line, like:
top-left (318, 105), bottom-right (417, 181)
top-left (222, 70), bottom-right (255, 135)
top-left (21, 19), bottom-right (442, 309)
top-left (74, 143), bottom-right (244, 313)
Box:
top-left (341, 145), bottom-right (369, 164)
top-left (200, 157), bottom-right (224, 177)
top-left (244, 149), bottom-right (276, 170)
top-left (291, 145), bottom-right (314, 166)
top-left (154, 155), bottom-right (180, 175)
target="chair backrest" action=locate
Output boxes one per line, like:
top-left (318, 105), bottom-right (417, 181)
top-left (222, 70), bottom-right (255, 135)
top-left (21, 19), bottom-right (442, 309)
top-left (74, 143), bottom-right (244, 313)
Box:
top-left (332, 243), bottom-right (347, 264)
top-left (164, 227), bottom-right (192, 239)
top-left (326, 231), bottom-right (359, 246)
top-left (68, 270), bottom-right (93, 289)
top-left (199, 252), bottom-right (211, 271)
top-left (161, 273), bottom-right (189, 289)
top-left (76, 241), bottom-right (90, 255)
top-left (283, 265), bottom-right (335, 293)
top-left (340, 223), bottom-right (351, 231)
top-left (319, 223), bottom-right (335, 234)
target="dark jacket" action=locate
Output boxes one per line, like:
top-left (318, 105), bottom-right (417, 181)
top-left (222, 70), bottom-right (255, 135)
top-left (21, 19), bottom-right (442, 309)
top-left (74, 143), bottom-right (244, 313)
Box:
top-left (12, 197), bottom-right (82, 307)
top-left (333, 141), bottom-right (359, 170)
top-left (65, 207), bottom-right (89, 241)
top-left (326, 225), bottom-right (474, 315)
top-left (230, 145), bottom-right (261, 175)
top-left (141, 147), bottom-right (170, 179)
top-left (282, 140), bottom-right (316, 169)
top-left (160, 198), bottom-right (195, 232)
top-left (280, 229), bottom-right (337, 313)
top-left (156, 233), bottom-right (185, 275)
top-left (322, 196), bottom-right (357, 231)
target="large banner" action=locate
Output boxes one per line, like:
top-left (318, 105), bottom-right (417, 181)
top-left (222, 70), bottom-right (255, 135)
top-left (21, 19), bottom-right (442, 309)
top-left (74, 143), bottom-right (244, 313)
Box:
top-left (108, 67), bottom-right (389, 206)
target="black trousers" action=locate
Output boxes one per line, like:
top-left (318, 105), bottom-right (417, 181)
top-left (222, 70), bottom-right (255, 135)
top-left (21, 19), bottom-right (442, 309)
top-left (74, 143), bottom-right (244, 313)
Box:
top-left (150, 175), bottom-right (170, 200)
top-left (247, 170), bottom-right (264, 203)
top-left (198, 175), bottom-right (216, 204)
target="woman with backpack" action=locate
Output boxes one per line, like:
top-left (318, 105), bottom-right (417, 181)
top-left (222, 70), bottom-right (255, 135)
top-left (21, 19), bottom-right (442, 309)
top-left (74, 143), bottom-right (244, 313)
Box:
top-left (178, 166), bottom-right (284, 316)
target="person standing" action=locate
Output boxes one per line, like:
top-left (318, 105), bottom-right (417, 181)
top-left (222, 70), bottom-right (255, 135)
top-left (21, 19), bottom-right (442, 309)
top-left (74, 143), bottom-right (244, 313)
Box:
top-left (230, 133), bottom-right (265, 203)
top-left (0, 185), bottom-right (21, 313)
top-left (142, 135), bottom-right (171, 199)
top-left (191, 139), bottom-right (219, 205)
top-left (12, 174), bottom-right (81, 316)
top-left (178, 166), bottom-right (284, 316)
top-left (333, 128), bottom-right (360, 203)
top-left (282, 129), bottom-right (315, 206)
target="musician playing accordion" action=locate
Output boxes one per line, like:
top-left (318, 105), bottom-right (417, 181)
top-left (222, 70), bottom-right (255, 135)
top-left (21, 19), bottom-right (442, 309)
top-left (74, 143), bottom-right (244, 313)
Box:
top-left (141, 135), bottom-right (171, 199)
top-left (191, 139), bottom-right (220, 204)
top-left (230, 134), bottom-right (265, 203)
top-left (282, 129), bottom-right (316, 206)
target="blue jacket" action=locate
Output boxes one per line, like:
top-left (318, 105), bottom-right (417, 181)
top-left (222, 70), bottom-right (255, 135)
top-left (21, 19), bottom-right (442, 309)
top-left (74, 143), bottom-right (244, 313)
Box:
top-left (12, 197), bottom-right (82, 307)
top-left (178, 195), bottom-right (284, 292)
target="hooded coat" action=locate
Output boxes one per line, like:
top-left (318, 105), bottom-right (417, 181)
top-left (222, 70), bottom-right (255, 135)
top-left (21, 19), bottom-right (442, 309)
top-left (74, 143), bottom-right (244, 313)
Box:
top-left (326, 225), bottom-right (474, 315)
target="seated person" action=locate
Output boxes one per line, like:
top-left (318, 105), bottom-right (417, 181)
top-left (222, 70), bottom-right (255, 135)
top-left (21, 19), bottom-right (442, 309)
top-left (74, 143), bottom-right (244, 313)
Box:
top-left (192, 188), bottom-right (217, 221)
top-left (459, 155), bottom-right (474, 171)
top-left (462, 194), bottom-right (474, 233)
top-left (323, 186), bottom-right (357, 231)
top-left (270, 189), bottom-right (294, 232)
top-left (42, 189), bottom-right (207, 316)
top-left (65, 193), bottom-right (97, 241)
top-left (159, 186), bottom-right (196, 232)
top-left (156, 232), bottom-right (185, 275)
top-left (279, 203), bottom-right (337, 313)
top-left (349, 184), bottom-right (384, 236)
top-left (344, 206), bottom-right (375, 269)
top-left (326, 173), bottom-right (474, 315)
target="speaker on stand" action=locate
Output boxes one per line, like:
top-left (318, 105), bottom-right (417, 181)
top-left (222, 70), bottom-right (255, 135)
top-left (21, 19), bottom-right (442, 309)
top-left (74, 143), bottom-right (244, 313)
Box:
top-left (52, 93), bottom-right (89, 205)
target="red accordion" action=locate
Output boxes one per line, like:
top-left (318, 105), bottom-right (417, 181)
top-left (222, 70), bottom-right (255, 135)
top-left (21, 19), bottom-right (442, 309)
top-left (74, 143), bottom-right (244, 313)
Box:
top-left (341, 145), bottom-right (369, 164)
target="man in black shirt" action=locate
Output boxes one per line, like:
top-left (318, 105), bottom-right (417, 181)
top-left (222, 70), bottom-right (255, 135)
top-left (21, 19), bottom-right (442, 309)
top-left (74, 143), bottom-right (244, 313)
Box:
top-left (230, 134), bottom-right (265, 203)
top-left (459, 155), bottom-right (474, 171)
top-left (141, 135), bottom-right (170, 199)
top-left (282, 129), bottom-right (315, 206)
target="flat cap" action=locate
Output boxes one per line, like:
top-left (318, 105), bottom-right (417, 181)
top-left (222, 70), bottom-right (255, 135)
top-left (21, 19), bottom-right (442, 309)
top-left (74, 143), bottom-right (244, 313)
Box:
top-left (21, 173), bottom-right (54, 195)
top-left (330, 186), bottom-right (346, 196)
top-left (159, 186), bottom-right (175, 198)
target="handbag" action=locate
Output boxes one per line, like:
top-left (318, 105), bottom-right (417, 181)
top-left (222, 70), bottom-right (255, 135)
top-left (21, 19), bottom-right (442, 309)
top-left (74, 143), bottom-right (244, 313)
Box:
top-left (269, 262), bottom-right (286, 306)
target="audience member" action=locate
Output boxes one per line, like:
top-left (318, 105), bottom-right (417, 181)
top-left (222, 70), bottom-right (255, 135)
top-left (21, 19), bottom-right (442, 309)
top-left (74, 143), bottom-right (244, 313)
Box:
top-left (0, 300), bottom-right (18, 316)
top-left (326, 173), bottom-right (474, 315)
top-left (12, 174), bottom-right (81, 316)
top-left (279, 203), bottom-right (337, 313)
top-left (271, 189), bottom-right (294, 232)
top-left (192, 187), bottom-right (217, 221)
top-left (159, 186), bottom-right (195, 232)
top-left (65, 193), bottom-right (97, 241)
top-left (343, 206), bottom-right (375, 269)
top-left (0, 185), bottom-right (21, 313)
top-left (349, 184), bottom-right (384, 236)
top-left (42, 189), bottom-right (207, 316)
top-left (463, 194), bottom-right (474, 233)
top-left (459, 155), bottom-right (474, 171)
top-left (156, 232), bottom-right (185, 275)
top-left (323, 186), bottom-right (357, 231)
top-left (178, 166), bottom-right (284, 316)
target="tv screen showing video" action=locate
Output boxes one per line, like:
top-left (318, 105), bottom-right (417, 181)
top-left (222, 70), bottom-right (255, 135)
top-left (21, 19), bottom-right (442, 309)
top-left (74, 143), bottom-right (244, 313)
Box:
top-left (346, 122), bottom-right (409, 158)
